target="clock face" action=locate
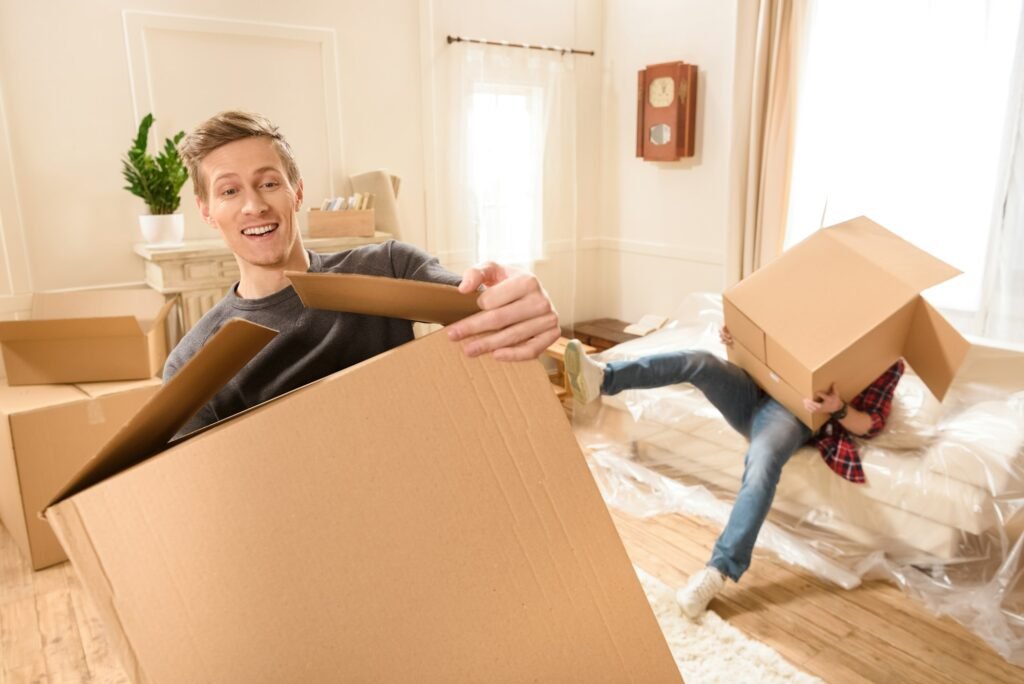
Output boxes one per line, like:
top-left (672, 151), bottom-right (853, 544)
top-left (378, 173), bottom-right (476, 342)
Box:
top-left (648, 77), bottom-right (675, 108)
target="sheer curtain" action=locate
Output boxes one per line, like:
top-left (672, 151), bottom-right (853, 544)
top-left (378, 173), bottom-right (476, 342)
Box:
top-left (728, 0), bottom-right (812, 285)
top-left (981, 7), bottom-right (1024, 344)
top-left (784, 0), bottom-right (1022, 336)
top-left (442, 43), bottom-right (576, 272)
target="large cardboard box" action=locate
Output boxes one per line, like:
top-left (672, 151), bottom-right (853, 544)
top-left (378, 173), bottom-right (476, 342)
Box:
top-left (0, 376), bottom-right (161, 569)
top-left (44, 276), bottom-right (682, 683)
top-left (0, 288), bottom-right (174, 385)
top-left (723, 216), bottom-right (971, 429)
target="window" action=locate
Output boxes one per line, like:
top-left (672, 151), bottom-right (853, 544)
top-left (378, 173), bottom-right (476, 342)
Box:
top-left (786, 0), bottom-right (1022, 328)
top-left (465, 83), bottom-right (545, 264)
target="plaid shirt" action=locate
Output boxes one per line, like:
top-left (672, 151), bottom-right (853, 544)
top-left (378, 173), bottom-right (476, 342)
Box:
top-left (812, 359), bottom-right (904, 484)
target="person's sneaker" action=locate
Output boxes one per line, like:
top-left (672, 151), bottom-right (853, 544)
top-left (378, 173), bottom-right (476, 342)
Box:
top-left (676, 567), bottom-right (726, 619)
top-left (564, 339), bottom-right (604, 404)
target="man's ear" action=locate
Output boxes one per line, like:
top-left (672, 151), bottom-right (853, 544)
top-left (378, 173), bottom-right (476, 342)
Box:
top-left (196, 195), bottom-right (214, 228)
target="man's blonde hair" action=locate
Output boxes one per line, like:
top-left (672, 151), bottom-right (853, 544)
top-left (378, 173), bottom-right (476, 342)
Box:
top-left (178, 111), bottom-right (301, 201)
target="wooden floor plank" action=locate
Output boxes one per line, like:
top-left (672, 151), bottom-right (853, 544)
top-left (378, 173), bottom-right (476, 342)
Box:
top-left (0, 597), bottom-right (47, 684)
top-left (65, 565), bottom-right (129, 684)
top-left (611, 511), bottom-right (1024, 684)
top-left (4, 506), bottom-right (1024, 684)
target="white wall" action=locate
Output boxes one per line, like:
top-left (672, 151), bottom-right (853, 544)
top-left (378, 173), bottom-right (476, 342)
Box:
top-left (583, 0), bottom-right (743, 324)
top-left (0, 0), bottom-right (746, 330)
top-left (0, 0), bottom-right (429, 300)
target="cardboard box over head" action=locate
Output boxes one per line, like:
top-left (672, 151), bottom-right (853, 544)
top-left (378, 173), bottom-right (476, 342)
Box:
top-left (723, 216), bottom-right (970, 430)
top-left (0, 288), bottom-right (174, 385)
top-left (44, 274), bottom-right (682, 683)
top-left (0, 376), bottom-right (161, 570)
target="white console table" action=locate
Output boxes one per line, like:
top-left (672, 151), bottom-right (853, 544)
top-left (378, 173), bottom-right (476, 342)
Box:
top-left (134, 233), bottom-right (393, 339)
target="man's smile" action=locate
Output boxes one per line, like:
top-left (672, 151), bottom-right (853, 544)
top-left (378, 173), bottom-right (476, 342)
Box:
top-left (241, 223), bottom-right (278, 237)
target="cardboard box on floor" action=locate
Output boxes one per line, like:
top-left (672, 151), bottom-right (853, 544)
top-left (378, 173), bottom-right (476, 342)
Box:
top-left (44, 274), bottom-right (682, 683)
top-left (0, 376), bottom-right (161, 570)
top-left (0, 288), bottom-right (173, 385)
top-left (723, 216), bottom-right (971, 430)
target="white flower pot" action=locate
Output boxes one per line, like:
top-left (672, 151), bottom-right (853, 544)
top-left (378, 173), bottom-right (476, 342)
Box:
top-left (139, 213), bottom-right (185, 245)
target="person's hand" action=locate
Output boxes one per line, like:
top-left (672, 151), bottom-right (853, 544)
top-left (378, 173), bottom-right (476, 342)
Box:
top-left (719, 325), bottom-right (734, 348)
top-left (802, 383), bottom-right (844, 414)
top-left (446, 261), bottom-right (560, 361)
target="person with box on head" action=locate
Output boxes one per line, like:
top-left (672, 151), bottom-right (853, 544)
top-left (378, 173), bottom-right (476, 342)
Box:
top-left (166, 111), bottom-right (560, 438)
top-left (563, 328), bottom-right (903, 618)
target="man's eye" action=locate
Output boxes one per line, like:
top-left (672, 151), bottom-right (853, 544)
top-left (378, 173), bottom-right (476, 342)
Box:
top-left (262, 181), bottom-right (279, 189)
top-left (220, 187), bottom-right (237, 197)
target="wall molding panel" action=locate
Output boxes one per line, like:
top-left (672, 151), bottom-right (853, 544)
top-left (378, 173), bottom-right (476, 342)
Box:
top-left (578, 237), bottom-right (723, 265)
top-left (122, 10), bottom-right (347, 200)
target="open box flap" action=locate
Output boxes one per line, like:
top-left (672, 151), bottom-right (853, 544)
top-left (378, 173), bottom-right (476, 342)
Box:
top-left (45, 319), bottom-right (278, 508)
top-left (286, 272), bottom-right (480, 324)
top-left (902, 296), bottom-right (971, 400)
top-left (825, 216), bottom-right (962, 293)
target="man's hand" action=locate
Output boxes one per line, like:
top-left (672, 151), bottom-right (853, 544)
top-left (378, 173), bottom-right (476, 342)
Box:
top-left (446, 262), bottom-right (560, 361)
top-left (719, 325), bottom-right (734, 348)
top-left (802, 383), bottom-right (844, 414)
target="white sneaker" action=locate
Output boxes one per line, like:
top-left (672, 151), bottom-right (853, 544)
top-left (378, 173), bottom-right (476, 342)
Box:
top-left (564, 339), bottom-right (605, 404)
top-left (676, 567), bottom-right (726, 619)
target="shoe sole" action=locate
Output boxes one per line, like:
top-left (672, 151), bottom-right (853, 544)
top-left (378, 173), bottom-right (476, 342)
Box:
top-left (564, 341), bottom-right (589, 403)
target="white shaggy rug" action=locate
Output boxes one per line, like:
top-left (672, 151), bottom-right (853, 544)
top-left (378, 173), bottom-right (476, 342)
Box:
top-left (638, 568), bottom-right (824, 684)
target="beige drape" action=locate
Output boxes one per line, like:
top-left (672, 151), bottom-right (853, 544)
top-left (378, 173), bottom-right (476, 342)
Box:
top-left (726, 0), bottom-right (811, 286)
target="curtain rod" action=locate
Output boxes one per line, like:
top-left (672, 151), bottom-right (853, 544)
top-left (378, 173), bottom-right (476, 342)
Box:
top-left (446, 34), bottom-right (595, 57)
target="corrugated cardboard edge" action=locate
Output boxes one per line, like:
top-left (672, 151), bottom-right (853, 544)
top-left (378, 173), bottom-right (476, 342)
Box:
top-left (43, 319), bottom-right (278, 509)
top-left (47, 499), bottom-right (148, 683)
top-left (903, 297), bottom-right (971, 400)
top-left (286, 272), bottom-right (480, 324)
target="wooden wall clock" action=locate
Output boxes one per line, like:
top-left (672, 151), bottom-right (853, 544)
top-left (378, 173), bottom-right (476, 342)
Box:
top-left (636, 61), bottom-right (698, 161)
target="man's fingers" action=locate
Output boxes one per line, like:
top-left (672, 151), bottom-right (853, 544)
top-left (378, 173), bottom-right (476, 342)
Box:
top-left (462, 312), bottom-right (560, 358)
top-left (458, 261), bottom-right (506, 294)
top-left (448, 287), bottom-right (553, 340)
top-left (491, 327), bottom-right (563, 362)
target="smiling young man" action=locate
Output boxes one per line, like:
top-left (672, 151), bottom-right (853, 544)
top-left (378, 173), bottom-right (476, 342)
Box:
top-left (165, 110), bottom-right (560, 437)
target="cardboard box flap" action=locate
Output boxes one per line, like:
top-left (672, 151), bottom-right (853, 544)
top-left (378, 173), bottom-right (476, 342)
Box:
top-left (46, 318), bottom-right (277, 508)
top-left (287, 272), bottom-right (480, 324)
top-left (902, 297), bottom-right (971, 400)
top-left (30, 288), bottom-right (167, 321)
top-left (137, 298), bottom-right (175, 334)
top-left (825, 216), bottom-right (962, 292)
top-left (0, 316), bottom-right (143, 341)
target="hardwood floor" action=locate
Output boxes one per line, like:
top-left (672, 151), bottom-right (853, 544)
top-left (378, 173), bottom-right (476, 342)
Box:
top-left (2, 511), bottom-right (1022, 683)
top-left (614, 510), bottom-right (1024, 684)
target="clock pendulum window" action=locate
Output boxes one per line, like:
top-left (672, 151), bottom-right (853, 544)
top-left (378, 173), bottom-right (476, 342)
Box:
top-left (636, 61), bottom-right (698, 161)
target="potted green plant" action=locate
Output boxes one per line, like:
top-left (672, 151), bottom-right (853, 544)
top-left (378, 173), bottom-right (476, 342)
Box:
top-left (122, 113), bottom-right (188, 245)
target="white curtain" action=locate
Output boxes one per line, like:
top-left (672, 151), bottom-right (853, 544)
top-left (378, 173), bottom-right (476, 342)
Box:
top-left (727, 0), bottom-right (811, 285)
top-left (980, 6), bottom-right (1024, 344)
top-left (442, 43), bottom-right (576, 270)
top-left (784, 0), bottom-right (1022, 336)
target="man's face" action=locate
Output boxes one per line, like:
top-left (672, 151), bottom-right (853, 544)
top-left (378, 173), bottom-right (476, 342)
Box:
top-left (197, 137), bottom-right (304, 271)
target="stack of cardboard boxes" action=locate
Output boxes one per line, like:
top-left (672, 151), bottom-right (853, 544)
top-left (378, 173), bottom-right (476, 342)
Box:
top-left (0, 288), bottom-right (171, 570)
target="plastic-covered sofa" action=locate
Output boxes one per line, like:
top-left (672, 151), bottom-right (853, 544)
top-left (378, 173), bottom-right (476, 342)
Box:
top-left (574, 294), bottom-right (1024, 664)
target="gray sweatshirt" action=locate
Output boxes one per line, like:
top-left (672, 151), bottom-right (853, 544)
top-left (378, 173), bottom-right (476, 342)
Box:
top-left (163, 240), bottom-right (461, 438)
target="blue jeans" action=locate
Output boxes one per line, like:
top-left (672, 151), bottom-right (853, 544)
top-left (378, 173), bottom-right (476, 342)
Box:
top-left (602, 350), bottom-right (811, 581)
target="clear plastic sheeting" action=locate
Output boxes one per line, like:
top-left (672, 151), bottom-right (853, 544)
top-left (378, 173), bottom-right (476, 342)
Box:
top-left (574, 293), bottom-right (1024, 664)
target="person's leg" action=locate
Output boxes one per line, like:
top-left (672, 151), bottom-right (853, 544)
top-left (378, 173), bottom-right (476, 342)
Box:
top-left (602, 350), bottom-right (763, 438)
top-left (708, 398), bottom-right (812, 580)
top-left (677, 398), bottom-right (811, 618)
